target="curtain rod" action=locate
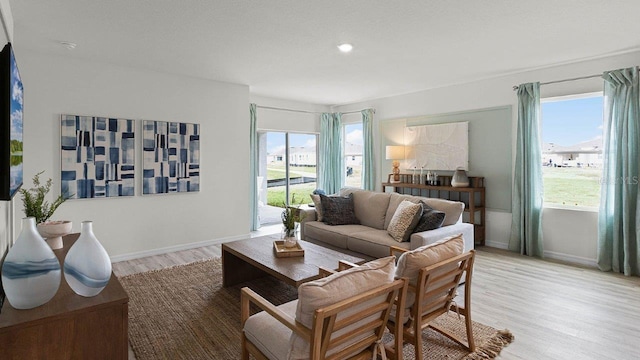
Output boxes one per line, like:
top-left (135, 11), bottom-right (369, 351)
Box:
top-left (511, 73), bottom-right (602, 91)
top-left (256, 105), bottom-right (375, 115)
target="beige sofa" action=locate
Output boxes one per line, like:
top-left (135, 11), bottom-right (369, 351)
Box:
top-left (300, 188), bottom-right (474, 259)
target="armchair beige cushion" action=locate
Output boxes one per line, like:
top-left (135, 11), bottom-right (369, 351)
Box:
top-left (395, 233), bottom-right (464, 283)
top-left (289, 256), bottom-right (396, 359)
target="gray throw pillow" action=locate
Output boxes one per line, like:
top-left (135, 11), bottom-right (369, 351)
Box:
top-left (412, 202), bottom-right (446, 233)
top-left (320, 193), bottom-right (360, 225)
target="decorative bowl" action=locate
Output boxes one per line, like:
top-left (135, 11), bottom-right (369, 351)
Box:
top-left (37, 220), bottom-right (73, 250)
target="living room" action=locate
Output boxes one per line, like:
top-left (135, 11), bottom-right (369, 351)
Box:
top-left (1, 1), bottom-right (640, 359)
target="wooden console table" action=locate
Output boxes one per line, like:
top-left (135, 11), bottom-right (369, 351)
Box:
top-left (0, 233), bottom-right (129, 359)
top-left (382, 174), bottom-right (486, 245)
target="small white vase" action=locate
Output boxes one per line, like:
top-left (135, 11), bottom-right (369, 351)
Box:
top-left (63, 221), bottom-right (112, 297)
top-left (451, 167), bottom-right (470, 188)
top-left (282, 223), bottom-right (299, 248)
top-left (1, 217), bottom-right (61, 309)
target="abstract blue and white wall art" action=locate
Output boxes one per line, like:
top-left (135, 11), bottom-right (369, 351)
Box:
top-left (61, 115), bottom-right (135, 198)
top-left (142, 120), bottom-right (200, 194)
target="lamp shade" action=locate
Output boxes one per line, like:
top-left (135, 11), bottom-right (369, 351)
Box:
top-left (385, 145), bottom-right (405, 160)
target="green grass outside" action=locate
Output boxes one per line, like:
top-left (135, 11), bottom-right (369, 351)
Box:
top-left (543, 166), bottom-right (601, 208)
top-left (267, 183), bottom-right (317, 207)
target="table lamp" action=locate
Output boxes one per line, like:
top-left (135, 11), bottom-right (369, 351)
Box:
top-left (385, 145), bottom-right (405, 183)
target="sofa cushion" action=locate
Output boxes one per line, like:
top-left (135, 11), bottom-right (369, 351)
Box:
top-left (421, 198), bottom-right (465, 226)
top-left (347, 229), bottom-right (411, 258)
top-left (340, 188), bottom-right (391, 230)
top-left (385, 193), bottom-right (464, 228)
top-left (304, 222), bottom-right (372, 249)
top-left (320, 193), bottom-right (360, 226)
top-left (387, 200), bottom-right (423, 242)
top-left (413, 202), bottom-right (446, 233)
top-left (289, 256), bottom-right (396, 359)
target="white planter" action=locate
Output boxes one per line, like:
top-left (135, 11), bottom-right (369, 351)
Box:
top-left (37, 220), bottom-right (73, 250)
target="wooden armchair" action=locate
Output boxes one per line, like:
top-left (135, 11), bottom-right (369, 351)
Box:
top-left (241, 257), bottom-right (408, 360)
top-left (389, 244), bottom-right (476, 359)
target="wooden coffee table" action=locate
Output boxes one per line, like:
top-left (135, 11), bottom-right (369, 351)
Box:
top-left (222, 236), bottom-right (366, 288)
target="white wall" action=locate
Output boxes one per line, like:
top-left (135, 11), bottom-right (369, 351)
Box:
top-left (334, 50), bottom-right (640, 266)
top-left (0, 0), bottom-right (11, 259)
top-left (17, 48), bottom-right (250, 260)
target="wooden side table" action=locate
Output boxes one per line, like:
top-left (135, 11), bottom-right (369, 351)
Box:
top-left (0, 233), bottom-right (129, 359)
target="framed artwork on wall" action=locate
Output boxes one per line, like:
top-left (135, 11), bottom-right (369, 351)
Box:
top-left (0, 43), bottom-right (23, 201)
top-left (142, 120), bottom-right (200, 195)
top-left (60, 115), bottom-right (135, 199)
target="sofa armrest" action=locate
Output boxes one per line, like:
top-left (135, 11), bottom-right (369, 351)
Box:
top-left (298, 208), bottom-right (317, 240)
top-left (409, 223), bottom-right (474, 252)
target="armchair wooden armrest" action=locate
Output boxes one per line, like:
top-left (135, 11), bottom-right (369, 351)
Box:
top-left (240, 287), bottom-right (311, 339)
top-left (389, 245), bottom-right (409, 257)
top-left (338, 260), bottom-right (359, 271)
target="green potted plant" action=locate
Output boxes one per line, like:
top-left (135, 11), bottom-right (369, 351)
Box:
top-left (20, 171), bottom-right (71, 250)
top-left (281, 195), bottom-right (304, 247)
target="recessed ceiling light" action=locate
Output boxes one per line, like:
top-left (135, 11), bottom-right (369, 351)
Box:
top-left (337, 43), bottom-right (353, 53)
top-left (59, 41), bottom-right (77, 50)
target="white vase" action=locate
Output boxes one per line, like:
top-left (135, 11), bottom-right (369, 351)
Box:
top-left (63, 221), bottom-right (112, 297)
top-left (1, 217), bottom-right (61, 309)
top-left (451, 167), bottom-right (470, 188)
top-left (282, 223), bottom-right (299, 248)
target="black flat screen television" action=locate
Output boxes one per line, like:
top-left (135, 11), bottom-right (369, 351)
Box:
top-left (0, 42), bottom-right (23, 200)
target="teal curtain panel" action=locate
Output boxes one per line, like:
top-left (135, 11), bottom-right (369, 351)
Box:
top-left (361, 109), bottom-right (375, 191)
top-left (319, 113), bottom-right (344, 194)
top-left (509, 82), bottom-right (544, 257)
top-left (249, 104), bottom-right (259, 231)
top-left (598, 67), bottom-right (640, 276)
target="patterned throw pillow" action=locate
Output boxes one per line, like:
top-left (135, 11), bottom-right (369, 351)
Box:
top-left (387, 200), bottom-right (423, 242)
top-left (309, 194), bottom-right (324, 222)
top-left (412, 202), bottom-right (446, 233)
top-left (320, 193), bottom-right (360, 225)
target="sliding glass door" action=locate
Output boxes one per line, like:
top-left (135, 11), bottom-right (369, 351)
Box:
top-left (258, 131), bottom-right (317, 226)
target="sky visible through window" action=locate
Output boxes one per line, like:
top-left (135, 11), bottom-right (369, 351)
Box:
top-left (542, 95), bottom-right (603, 146)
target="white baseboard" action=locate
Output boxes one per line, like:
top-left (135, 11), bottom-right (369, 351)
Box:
top-left (482, 241), bottom-right (597, 268)
top-left (110, 233), bottom-right (251, 263)
top-left (484, 240), bottom-right (508, 249)
top-left (543, 250), bottom-right (597, 268)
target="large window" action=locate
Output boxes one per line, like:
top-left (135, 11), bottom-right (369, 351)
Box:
top-left (258, 131), bottom-right (317, 225)
top-left (344, 123), bottom-right (363, 188)
top-left (541, 94), bottom-right (603, 208)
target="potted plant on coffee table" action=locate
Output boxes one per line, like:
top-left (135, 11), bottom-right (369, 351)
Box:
top-left (20, 171), bottom-right (71, 250)
top-left (281, 195), bottom-right (304, 248)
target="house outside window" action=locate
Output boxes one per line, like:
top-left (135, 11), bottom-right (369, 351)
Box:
top-left (344, 123), bottom-right (363, 188)
top-left (541, 93), bottom-right (603, 208)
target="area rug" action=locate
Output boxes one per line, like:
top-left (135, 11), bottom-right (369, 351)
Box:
top-left (119, 258), bottom-right (513, 359)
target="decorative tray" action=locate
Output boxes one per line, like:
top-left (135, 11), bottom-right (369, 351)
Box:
top-left (273, 241), bottom-right (305, 258)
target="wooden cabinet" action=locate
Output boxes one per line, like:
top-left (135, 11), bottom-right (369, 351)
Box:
top-left (0, 234), bottom-right (129, 359)
top-left (383, 174), bottom-right (486, 245)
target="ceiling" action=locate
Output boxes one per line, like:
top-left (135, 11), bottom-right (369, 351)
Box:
top-left (9, 0), bottom-right (640, 106)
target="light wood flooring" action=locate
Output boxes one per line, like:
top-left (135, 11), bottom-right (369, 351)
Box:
top-left (113, 243), bottom-right (640, 360)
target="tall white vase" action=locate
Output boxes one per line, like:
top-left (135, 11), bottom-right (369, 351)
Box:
top-left (1, 217), bottom-right (61, 309)
top-left (63, 221), bottom-right (112, 297)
